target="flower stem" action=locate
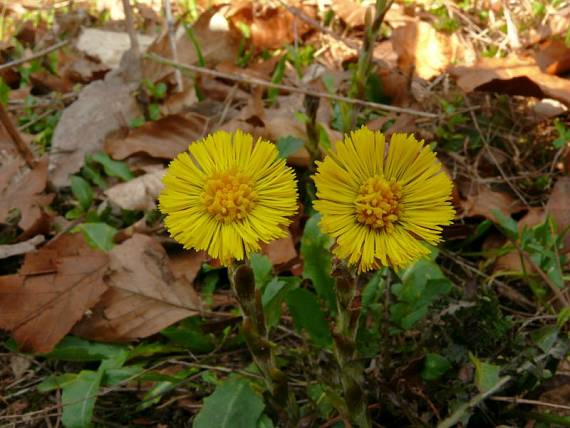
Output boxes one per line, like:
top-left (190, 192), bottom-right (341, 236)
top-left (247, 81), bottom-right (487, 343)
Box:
top-left (331, 261), bottom-right (371, 428)
top-left (229, 263), bottom-right (298, 425)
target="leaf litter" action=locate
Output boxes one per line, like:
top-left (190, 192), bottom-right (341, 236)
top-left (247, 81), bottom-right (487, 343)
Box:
top-left (1, 0), bottom-right (570, 426)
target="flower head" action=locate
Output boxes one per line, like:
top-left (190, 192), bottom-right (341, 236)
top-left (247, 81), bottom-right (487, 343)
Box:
top-left (159, 130), bottom-right (297, 265)
top-left (313, 127), bottom-right (454, 272)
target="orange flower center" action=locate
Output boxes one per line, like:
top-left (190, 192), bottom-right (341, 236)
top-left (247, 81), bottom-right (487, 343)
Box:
top-left (355, 176), bottom-right (402, 232)
top-left (202, 168), bottom-right (257, 223)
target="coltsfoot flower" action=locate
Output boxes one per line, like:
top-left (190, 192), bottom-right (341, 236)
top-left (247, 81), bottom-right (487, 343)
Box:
top-left (313, 127), bottom-right (455, 272)
top-left (159, 130), bottom-right (297, 265)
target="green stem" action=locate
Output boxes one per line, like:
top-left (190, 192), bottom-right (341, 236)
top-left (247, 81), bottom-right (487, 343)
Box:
top-left (229, 263), bottom-right (298, 425)
top-left (331, 262), bottom-right (371, 428)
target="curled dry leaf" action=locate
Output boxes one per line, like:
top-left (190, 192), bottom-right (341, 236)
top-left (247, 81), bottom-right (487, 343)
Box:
top-left (332, 1), bottom-right (410, 29)
top-left (73, 234), bottom-right (201, 342)
top-left (535, 39), bottom-right (570, 76)
top-left (460, 184), bottom-right (524, 221)
top-left (105, 168), bottom-right (165, 211)
top-left (227, 1), bottom-right (314, 50)
top-left (48, 79), bottom-right (140, 187)
top-left (143, 9), bottom-right (240, 83)
top-left (0, 158), bottom-right (54, 238)
top-left (0, 233), bottom-right (109, 353)
top-left (391, 20), bottom-right (471, 80)
top-left (105, 113), bottom-right (206, 160)
top-left (452, 54), bottom-right (570, 107)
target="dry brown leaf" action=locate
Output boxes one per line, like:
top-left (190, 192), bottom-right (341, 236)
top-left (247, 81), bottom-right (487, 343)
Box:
top-left (227, 2), bottom-right (314, 50)
top-left (105, 113), bottom-right (206, 160)
top-left (332, 1), bottom-right (410, 28)
top-left (261, 234), bottom-right (297, 266)
top-left (105, 169), bottom-right (165, 211)
top-left (0, 233), bottom-right (109, 353)
top-left (391, 21), bottom-right (453, 80)
top-left (49, 79), bottom-right (140, 186)
top-left (452, 54), bottom-right (570, 107)
top-left (0, 158), bottom-right (54, 237)
top-left (546, 176), bottom-right (570, 250)
top-left (169, 251), bottom-right (208, 285)
top-left (73, 234), bottom-right (201, 342)
top-left (143, 9), bottom-right (240, 84)
top-left (461, 185), bottom-right (524, 220)
top-left (535, 39), bottom-right (570, 76)
top-left (76, 28), bottom-right (154, 69)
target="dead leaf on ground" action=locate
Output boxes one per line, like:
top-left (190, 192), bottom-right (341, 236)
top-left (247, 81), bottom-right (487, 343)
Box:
top-left (227, 1), bottom-right (314, 50)
top-left (460, 184), bottom-right (525, 220)
top-left (142, 8), bottom-right (240, 84)
top-left (73, 234), bottom-right (201, 342)
top-left (0, 233), bottom-right (109, 353)
top-left (452, 54), bottom-right (570, 107)
top-left (332, 1), bottom-right (410, 29)
top-left (392, 20), bottom-right (473, 80)
top-left (0, 158), bottom-right (54, 238)
top-left (48, 78), bottom-right (140, 187)
top-left (535, 39), bottom-right (570, 76)
top-left (105, 113), bottom-right (206, 160)
top-left (105, 168), bottom-right (165, 211)
top-left (546, 176), bottom-right (570, 251)
top-left (169, 250), bottom-right (208, 285)
top-left (261, 234), bottom-right (297, 266)
top-left (76, 27), bottom-right (154, 69)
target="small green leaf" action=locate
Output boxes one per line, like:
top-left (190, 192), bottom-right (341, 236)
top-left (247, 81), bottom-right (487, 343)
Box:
top-left (153, 82), bottom-right (167, 99)
top-left (77, 223), bottom-right (117, 251)
top-left (91, 152), bottom-right (134, 181)
top-left (285, 288), bottom-right (332, 347)
top-left (148, 103), bottom-right (161, 121)
top-left (194, 378), bottom-right (265, 428)
top-left (257, 414), bottom-right (275, 428)
top-left (44, 336), bottom-right (129, 362)
top-left (557, 307), bottom-right (570, 329)
top-left (129, 116), bottom-right (146, 128)
top-left (267, 56), bottom-right (287, 105)
top-left (532, 326), bottom-right (558, 353)
top-left (70, 175), bottom-right (93, 211)
top-left (422, 353), bottom-right (451, 381)
top-left (301, 214), bottom-right (335, 309)
top-left (470, 354), bottom-right (501, 393)
top-left (276, 135), bottom-right (305, 159)
top-left (161, 317), bottom-right (216, 353)
top-left (38, 373), bottom-right (77, 392)
top-left (61, 370), bottom-right (103, 428)
top-left (492, 209), bottom-right (518, 240)
top-left (250, 253), bottom-right (272, 289)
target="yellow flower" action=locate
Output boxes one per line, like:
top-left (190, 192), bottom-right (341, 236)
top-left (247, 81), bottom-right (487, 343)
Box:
top-left (313, 127), bottom-right (455, 272)
top-left (159, 130), bottom-right (298, 265)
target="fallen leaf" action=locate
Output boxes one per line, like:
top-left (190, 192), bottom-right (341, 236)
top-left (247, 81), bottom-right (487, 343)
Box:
top-left (535, 39), bottom-right (570, 76)
top-left (227, 1), bottom-right (314, 50)
top-left (461, 185), bottom-right (524, 220)
top-left (105, 168), bottom-right (165, 211)
top-left (49, 79), bottom-right (140, 187)
top-left (73, 234), bottom-right (201, 342)
top-left (169, 250), bottom-right (208, 285)
top-left (142, 8), bottom-right (240, 84)
top-left (0, 233), bottom-right (109, 353)
top-left (0, 235), bottom-right (45, 259)
top-left (452, 54), bottom-right (570, 107)
top-left (261, 234), bottom-right (297, 266)
top-left (0, 158), bottom-right (54, 237)
top-left (9, 354), bottom-right (31, 380)
top-left (76, 28), bottom-right (154, 69)
top-left (391, 20), bottom-right (453, 80)
top-left (332, 1), bottom-right (410, 29)
top-left (546, 176), bottom-right (570, 250)
top-left (105, 113), bottom-right (206, 160)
